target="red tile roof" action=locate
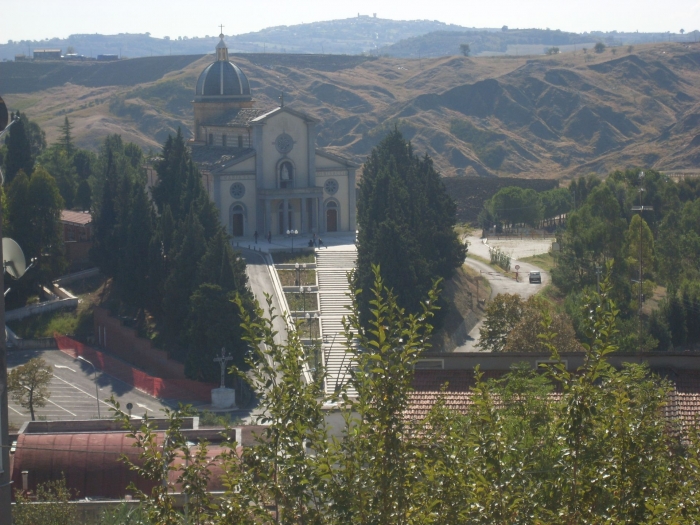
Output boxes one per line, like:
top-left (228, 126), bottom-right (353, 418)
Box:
top-left (408, 368), bottom-right (700, 429)
top-left (60, 210), bottom-right (92, 225)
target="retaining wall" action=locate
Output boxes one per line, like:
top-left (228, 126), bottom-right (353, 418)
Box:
top-left (93, 307), bottom-right (186, 379)
top-left (55, 334), bottom-right (215, 402)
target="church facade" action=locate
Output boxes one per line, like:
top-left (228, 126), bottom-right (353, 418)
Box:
top-left (189, 34), bottom-right (357, 238)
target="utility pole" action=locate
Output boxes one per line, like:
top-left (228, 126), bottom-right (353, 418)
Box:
top-left (631, 171), bottom-right (653, 351)
top-left (0, 101), bottom-right (19, 525)
top-left (595, 264), bottom-right (602, 295)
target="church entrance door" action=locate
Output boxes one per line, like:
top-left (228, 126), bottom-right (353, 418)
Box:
top-left (326, 208), bottom-right (338, 232)
top-left (232, 213), bottom-right (244, 237)
top-left (278, 201), bottom-right (293, 234)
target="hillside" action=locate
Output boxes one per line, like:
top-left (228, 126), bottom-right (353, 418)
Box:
top-left (4, 21), bottom-right (696, 61)
top-left (383, 28), bottom-right (700, 58)
top-left (0, 18), bottom-right (468, 61)
top-left (2, 42), bottom-right (700, 179)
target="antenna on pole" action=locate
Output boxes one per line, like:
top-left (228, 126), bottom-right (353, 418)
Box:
top-left (631, 171), bottom-right (653, 351)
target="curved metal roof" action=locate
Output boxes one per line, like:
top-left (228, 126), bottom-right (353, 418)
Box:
top-left (195, 61), bottom-right (251, 98)
top-left (11, 433), bottom-right (228, 499)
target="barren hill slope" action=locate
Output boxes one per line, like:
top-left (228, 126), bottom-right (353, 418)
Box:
top-left (3, 43), bottom-right (700, 179)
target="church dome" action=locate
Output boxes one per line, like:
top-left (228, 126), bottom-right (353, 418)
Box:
top-left (195, 34), bottom-right (251, 99)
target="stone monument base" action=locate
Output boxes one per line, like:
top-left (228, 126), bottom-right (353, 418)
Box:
top-left (211, 387), bottom-right (236, 409)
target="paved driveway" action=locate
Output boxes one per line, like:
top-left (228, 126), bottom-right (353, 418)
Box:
top-left (7, 349), bottom-right (173, 427)
top-left (455, 236), bottom-right (551, 352)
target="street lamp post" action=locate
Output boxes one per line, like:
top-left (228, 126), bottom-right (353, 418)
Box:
top-left (294, 262), bottom-right (307, 287)
top-left (77, 356), bottom-right (100, 419)
top-left (299, 286), bottom-right (310, 316)
top-left (286, 229), bottom-right (298, 253)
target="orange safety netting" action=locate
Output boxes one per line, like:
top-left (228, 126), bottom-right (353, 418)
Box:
top-left (54, 334), bottom-right (216, 403)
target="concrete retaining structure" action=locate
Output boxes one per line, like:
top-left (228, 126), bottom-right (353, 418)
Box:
top-left (93, 307), bottom-right (186, 379)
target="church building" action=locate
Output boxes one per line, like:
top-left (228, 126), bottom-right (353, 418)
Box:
top-left (189, 33), bottom-right (357, 238)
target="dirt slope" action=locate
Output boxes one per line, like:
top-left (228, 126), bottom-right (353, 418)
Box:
top-left (3, 43), bottom-right (700, 179)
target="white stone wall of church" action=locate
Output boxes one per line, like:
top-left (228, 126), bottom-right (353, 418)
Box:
top-left (317, 171), bottom-right (350, 231)
top-left (219, 176), bottom-right (257, 237)
top-left (261, 113), bottom-right (310, 189)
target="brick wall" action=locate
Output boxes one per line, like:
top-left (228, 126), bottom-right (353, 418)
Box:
top-left (93, 307), bottom-right (186, 379)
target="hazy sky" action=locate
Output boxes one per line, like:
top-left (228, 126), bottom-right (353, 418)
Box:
top-left (4, 0), bottom-right (698, 42)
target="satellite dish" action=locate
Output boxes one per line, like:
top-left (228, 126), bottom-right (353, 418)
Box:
top-left (0, 95), bottom-right (8, 133)
top-left (3, 238), bottom-right (27, 279)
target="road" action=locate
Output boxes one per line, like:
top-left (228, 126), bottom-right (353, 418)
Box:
top-left (455, 236), bottom-right (550, 352)
top-left (7, 349), bottom-right (173, 427)
top-left (240, 248), bottom-right (287, 348)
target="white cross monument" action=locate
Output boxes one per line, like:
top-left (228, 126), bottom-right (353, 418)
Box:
top-left (211, 347), bottom-right (236, 409)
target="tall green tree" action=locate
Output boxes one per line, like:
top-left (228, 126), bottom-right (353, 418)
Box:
top-left (119, 178), bottom-right (154, 308)
top-left (57, 116), bottom-right (75, 156)
top-left (151, 129), bottom-right (192, 220)
top-left (162, 209), bottom-right (207, 356)
top-left (355, 128), bottom-right (465, 326)
top-left (184, 283), bottom-right (247, 381)
top-left (37, 146), bottom-right (77, 208)
top-left (3, 111), bottom-right (33, 184)
top-left (486, 186), bottom-right (543, 228)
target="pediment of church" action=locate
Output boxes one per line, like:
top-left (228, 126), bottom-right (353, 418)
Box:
top-left (316, 149), bottom-right (359, 169)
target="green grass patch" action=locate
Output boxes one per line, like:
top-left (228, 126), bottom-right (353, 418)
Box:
top-left (278, 269), bottom-right (316, 287)
top-left (8, 306), bottom-right (91, 338)
top-left (197, 410), bottom-right (244, 428)
top-left (519, 252), bottom-right (555, 272)
top-left (8, 274), bottom-right (106, 339)
top-left (462, 263), bottom-right (492, 301)
top-left (467, 253), bottom-right (512, 277)
top-left (285, 292), bottom-right (318, 312)
top-left (272, 251), bottom-right (315, 265)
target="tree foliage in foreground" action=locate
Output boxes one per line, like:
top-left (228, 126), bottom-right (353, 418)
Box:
top-left (117, 268), bottom-right (700, 524)
top-left (12, 477), bottom-right (77, 525)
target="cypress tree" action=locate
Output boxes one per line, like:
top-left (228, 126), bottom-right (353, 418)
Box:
top-left (120, 179), bottom-right (154, 308)
top-left (355, 129), bottom-right (465, 326)
top-left (57, 117), bottom-right (74, 156)
top-left (666, 294), bottom-right (687, 348)
top-left (4, 111), bottom-right (33, 184)
top-left (162, 207), bottom-right (207, 354)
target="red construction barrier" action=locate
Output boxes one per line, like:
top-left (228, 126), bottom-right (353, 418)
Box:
top-left (54, 334), bottom-right (216, 403)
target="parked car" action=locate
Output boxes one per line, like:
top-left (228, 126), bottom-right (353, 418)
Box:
top-left (529, 271), bottom-right (541, 284)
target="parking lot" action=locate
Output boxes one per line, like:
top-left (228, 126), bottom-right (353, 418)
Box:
top-left (7, 349), bottom-right (174, 427)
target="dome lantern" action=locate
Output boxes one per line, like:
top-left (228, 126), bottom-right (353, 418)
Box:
top-left (216, 33), bottom-right (228, 61)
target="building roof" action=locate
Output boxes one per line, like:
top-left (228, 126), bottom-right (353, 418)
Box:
top-left (206, 107), bottom-right (266, 127)
top-left (10, 421), bottom-right (268, 500)
top-left (60, 210), bottom-right (92, 226)
top-left (406, 368), bottom-right (700, 431)
top-left (189, 146), bottom-right (255, 172)
top-left (251, 105), bottom-right (320, 125)
top-left (196, 60), bottom-right (251, 98)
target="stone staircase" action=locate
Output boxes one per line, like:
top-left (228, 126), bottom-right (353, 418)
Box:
top-left (316, 249), bottom-right (357, 395)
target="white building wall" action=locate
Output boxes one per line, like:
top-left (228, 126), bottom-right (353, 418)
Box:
top-left (260, 113), bottom-right (310, 189)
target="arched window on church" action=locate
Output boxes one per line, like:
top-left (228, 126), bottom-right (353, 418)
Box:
top-left (222, 134), bottom-right (227, 147)
top-left (279, 161), bottom-right (294, 189)
top-left (208, 133), bottom-right (214, 146)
